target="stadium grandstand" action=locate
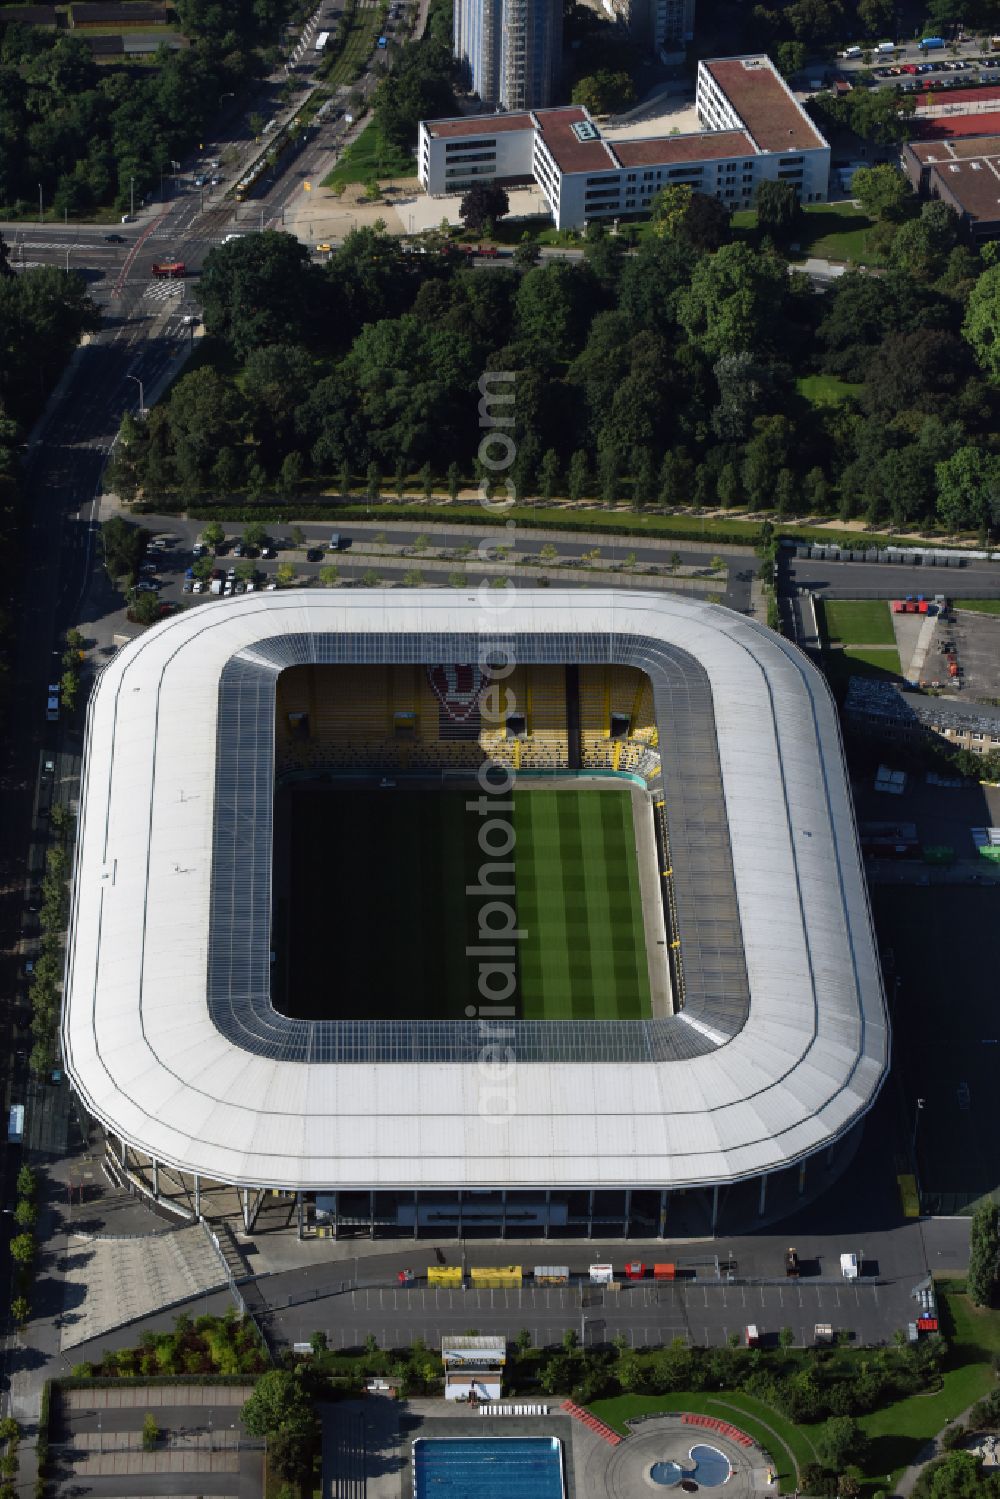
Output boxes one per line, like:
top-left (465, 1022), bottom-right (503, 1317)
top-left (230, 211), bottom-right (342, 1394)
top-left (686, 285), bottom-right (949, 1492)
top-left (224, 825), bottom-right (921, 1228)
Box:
top-left (62, 590), bottom-right (888, 1239)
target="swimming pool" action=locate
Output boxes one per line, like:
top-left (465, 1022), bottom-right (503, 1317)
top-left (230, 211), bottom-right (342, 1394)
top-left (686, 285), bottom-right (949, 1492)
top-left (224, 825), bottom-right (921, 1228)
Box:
top-left (649, 1444), bottom-right (732, 1488)
top-left (413, 1437), bottom-right (565, 1499)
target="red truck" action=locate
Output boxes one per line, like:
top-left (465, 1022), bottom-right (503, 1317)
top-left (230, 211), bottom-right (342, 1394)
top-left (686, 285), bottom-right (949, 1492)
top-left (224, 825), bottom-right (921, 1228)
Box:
top-left (151, 261), bottom-right (186, 278)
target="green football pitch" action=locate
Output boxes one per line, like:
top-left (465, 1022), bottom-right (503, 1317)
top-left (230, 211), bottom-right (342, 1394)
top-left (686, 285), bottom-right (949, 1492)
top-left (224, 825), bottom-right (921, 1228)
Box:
top-left (282, 786), bottom-right (651, 1021)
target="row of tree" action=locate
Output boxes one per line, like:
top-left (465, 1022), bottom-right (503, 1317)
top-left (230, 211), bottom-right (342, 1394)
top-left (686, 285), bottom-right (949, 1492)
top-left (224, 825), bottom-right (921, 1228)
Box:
top-left (109, 172), bottom-right (1000, 537)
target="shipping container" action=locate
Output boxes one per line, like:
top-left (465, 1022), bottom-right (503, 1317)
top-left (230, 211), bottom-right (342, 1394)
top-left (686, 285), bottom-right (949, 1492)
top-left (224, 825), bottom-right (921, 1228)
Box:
top-left (428, 1266), bottom-right (463, 1288)
top-left (624, 1262), bottom-right (646, 1281)
top-left (470, 1265), bottom-right (522, 1288)
top-left (653, 1263), bottom-right (676, 1280)
top-left (533, 1266), bottom-right (570, 1285)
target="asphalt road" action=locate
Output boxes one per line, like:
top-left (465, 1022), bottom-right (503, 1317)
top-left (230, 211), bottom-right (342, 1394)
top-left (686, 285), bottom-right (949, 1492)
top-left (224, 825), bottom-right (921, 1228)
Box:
top-left (785, 553), bottom-right (1000, 601)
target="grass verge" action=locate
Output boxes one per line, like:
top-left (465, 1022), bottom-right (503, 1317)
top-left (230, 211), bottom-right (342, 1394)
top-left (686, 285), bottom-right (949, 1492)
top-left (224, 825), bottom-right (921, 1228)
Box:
top-left (818, 598), bottom-right (897, 646)
top-left (796, 374), bottom-right (864, 407)
top-left (323, 119), bottom-right (414, 188)
top-left (953, 600), bottom-right (1000, 615)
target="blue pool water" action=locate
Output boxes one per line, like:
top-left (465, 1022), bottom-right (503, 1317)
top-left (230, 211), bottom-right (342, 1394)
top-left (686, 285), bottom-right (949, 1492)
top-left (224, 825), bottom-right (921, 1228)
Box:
top-left (649, 1445), bottom-right (732, 1488)
top-left (690, 1445), bottom-right (732, 1486)
top-left (651, 1462), bottom-right (685, 1485)
top-left (413, 1437), bottom-right (565, 1499)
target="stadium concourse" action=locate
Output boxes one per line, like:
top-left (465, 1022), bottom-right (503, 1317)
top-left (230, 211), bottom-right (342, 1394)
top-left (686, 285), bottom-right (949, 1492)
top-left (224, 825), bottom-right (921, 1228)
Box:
top-left (62, 590), bottom-right (888, 1240)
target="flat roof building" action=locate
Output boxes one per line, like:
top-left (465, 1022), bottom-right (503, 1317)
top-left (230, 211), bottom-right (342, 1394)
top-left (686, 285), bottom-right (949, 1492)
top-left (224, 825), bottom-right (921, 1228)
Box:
top-left (418, 56), bottom-right (830, 228)
top-left (904, 133), bottom-right (1000, 240)
top-left (63, 589), bottom-right (886, 1238)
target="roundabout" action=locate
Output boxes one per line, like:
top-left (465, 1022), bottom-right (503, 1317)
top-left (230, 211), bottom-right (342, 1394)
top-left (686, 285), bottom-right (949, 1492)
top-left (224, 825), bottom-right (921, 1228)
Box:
top-left (601, 1416), bottom-right (777, 1499)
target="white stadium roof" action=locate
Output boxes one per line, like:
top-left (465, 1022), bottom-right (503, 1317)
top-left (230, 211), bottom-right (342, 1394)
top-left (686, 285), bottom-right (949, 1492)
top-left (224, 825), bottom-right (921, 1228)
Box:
top-left (63, 589), bottom-right (888, 1192)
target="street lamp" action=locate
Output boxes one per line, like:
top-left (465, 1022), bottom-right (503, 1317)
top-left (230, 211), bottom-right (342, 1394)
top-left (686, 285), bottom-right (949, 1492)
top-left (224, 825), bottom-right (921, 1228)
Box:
top-left (126, 374), bottom-right (145, 418)
top-left (130, 175), bottom-right (135, 220)
top-left (38, 182), bottom-right (43, 225)
top-left (911, 1097), bottom-right (925, 1160)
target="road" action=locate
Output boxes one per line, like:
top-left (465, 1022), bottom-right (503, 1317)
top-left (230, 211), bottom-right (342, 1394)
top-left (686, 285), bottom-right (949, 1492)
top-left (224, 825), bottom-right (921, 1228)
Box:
top-left (784, 552), bottom-right (1000, 600)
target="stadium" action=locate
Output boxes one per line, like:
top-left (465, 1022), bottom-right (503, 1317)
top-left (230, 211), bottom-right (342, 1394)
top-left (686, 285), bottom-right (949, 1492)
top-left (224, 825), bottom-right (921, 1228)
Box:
top-left (62, 589), bottom-right (889, 1238)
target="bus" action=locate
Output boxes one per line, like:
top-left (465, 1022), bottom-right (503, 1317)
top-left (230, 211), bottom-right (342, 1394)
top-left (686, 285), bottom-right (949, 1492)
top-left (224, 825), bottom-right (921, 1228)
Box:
top-left (314, 29), bottom-right (330, 49)
top-left (151, 261), bottom-right (186, 278)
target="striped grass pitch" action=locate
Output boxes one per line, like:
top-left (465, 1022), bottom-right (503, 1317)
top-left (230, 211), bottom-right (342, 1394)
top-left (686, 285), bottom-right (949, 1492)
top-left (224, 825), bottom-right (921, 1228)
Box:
top-left (285, 786), bottom-right (651, 1021)
top-left (514, 789), bottom-right (651, 1020)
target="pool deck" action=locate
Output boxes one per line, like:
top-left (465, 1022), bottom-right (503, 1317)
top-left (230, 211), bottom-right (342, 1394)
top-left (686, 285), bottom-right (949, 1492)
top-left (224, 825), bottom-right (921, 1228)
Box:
top-left (321, 1399), bottom-right (776, 1499)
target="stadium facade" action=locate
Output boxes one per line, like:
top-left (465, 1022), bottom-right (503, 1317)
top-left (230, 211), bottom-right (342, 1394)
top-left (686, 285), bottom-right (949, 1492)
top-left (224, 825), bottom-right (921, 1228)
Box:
top-left (63, 590), bottom-right (888, 1238)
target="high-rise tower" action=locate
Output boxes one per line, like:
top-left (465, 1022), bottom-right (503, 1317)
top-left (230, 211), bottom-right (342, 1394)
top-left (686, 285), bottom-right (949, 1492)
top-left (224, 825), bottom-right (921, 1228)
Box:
top-left (454, 0), bottom-right (561, 110)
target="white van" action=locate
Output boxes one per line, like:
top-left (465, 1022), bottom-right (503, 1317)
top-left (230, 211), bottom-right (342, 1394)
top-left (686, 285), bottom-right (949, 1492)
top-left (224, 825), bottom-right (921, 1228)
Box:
top-left (876, 40), bottom-right (896, 52)
top-left (842, 45), bottom-right (862, 57)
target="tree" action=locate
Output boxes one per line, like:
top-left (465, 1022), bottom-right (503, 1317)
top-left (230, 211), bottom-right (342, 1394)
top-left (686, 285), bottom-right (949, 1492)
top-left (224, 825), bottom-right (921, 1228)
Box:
top-left (460, 181), bottom-right (509, 236)
top-left (851, 163), bottom-right (910, 222)
top-left (935, 448), bottom-right (1000, 536)
top-left (13, 1201), bottom-right (36, 1231)
top-left (60, 670), bottom-right (78, 712)
top-left (571, 70), bottom-right (636, 114)
top-left (279, 450), bottom-right (305, 493)
top-left (447, 461), bottom-right (461, 501)
top-left (141, 1414), bottom-right (159, 1452)
top-left (269, 1429), bottom-right (312, 1484)
top-left (275, 563), bottom-right (296, 587)
top-left (816, 1417), bottom-right (870, 1473)
top-left (241, 1370), bottom-right (316, 1440)
top-left (963, 264), bottom-right (1000, 379)
top-left (128, 590), bottom-right (162, 627)
top-left (199, 231), bottom-right (325, 361)
top-left (775, 467), bottom-right (797, 517)
top-left (366, 461), bottom-right (381, 504)
top-left (16, 1167), bottom-right (35, 1199)
top-left (568, 450), bottom-right (589, 502)
top-left (651, 187), bottom-right (732, 252)
top-left (632, 448), bottom-right (654, 508)
top-left (659, 451), bottom-right (693, 508)
top-left (968, 1201), bottom-right (1000, 1307)
top-left (10, 1298), bottom-right (29, 1327)
top-left (201, 521), bottom-right (225, 552)
top-left (717, 461), bottom-right (740, 509)
top-left (9, 1235), bottom-right (34, 1266)
top-left (678, 243), bottom-right (789, 360)
top-left (402, 568), bottom-right (423, 586)
top-left (102, 515), bottom-right (148, 581)
top-left (513, 238), bottom-right (541, 270)
top-left (319, 565), bottom-right (339, 587)
top-left (755, 179), bottom-right (800, 240)
top-left (243, 522), bottom-right (266, 552)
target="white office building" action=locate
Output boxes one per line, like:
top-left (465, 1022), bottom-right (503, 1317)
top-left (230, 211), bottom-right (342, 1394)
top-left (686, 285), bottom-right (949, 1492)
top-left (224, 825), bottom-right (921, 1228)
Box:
top-left (418, 54), bottom-right (830, 230)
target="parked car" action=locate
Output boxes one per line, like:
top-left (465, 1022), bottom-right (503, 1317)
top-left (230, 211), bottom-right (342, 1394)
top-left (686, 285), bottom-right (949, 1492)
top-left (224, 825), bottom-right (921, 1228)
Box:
top-left (182, 580), bottom-right (194, 593)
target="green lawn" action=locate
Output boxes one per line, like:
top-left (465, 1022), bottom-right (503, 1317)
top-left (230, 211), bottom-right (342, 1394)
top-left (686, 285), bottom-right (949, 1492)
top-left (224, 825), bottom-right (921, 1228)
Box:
top-left (731, 202), bottom-right (883, 265)
top-left (860, 1287), bottom-right (1000, 1482)
top-left (819, 599), bottom-right (897, 646)
top-left (796, 374), bottom-right (864, 407)
top-left (515, 789), bottom-right (649, 1020)
top-left (953, 600), bottom-right (1000, 615)
top-left (322, 119), bottom-right (414, 188)
top-left (587, 1392), bottom-right (803, 1493)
